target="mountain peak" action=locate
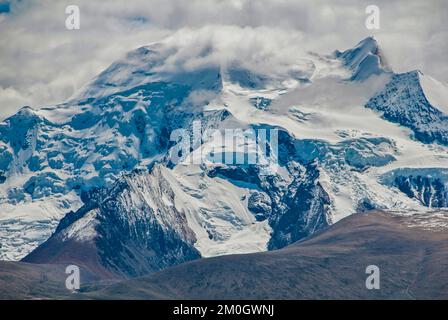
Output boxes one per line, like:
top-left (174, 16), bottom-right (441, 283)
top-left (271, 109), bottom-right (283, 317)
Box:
top-left (14, 105), bottom-right (38, 117)
top-left (337, 37), bottom-right (390, 81)
top-left (358, 36), bottom-right (378, 48)
top-left (78, 42), bottom-right (223, 100)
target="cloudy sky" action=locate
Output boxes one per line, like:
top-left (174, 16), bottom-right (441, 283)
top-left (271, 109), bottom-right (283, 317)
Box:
top-left (0, 0), bottom-right (446, 119)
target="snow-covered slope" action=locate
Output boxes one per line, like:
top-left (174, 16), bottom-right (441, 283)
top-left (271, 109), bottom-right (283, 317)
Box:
top-left (420, 73), bottom-right (448, 115)
top-left (2, 36), bottom-right (448, 268)
top-left (366, 70), bottom-right (448, 146)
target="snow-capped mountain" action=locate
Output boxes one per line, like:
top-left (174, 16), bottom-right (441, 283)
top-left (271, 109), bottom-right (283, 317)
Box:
top-left (1, 37), bottom-right (448, 275)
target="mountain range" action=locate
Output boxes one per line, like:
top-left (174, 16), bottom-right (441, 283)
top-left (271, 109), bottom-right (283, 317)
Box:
top-left (1, 36), bottom-right (448, 292)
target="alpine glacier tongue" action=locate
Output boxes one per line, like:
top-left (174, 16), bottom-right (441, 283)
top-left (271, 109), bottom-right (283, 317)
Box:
top-left (1, 37), bottom-right (448, 272)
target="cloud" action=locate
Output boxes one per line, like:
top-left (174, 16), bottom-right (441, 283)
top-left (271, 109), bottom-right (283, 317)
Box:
top-left (0, 0), bottom-right (446, 119)
top-left (154, 26), bottom-right (308, 74)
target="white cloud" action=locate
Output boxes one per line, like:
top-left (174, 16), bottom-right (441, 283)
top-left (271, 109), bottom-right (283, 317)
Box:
top-left (0, 0), bottom-right (446, 119)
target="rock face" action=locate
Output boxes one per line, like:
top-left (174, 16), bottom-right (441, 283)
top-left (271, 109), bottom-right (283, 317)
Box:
top-left (247, 191), bottom-right (272, 221)
top-left (24, 166), bottom-right (201, 278)
top-left (381, 168), bottom-right (448, 208)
